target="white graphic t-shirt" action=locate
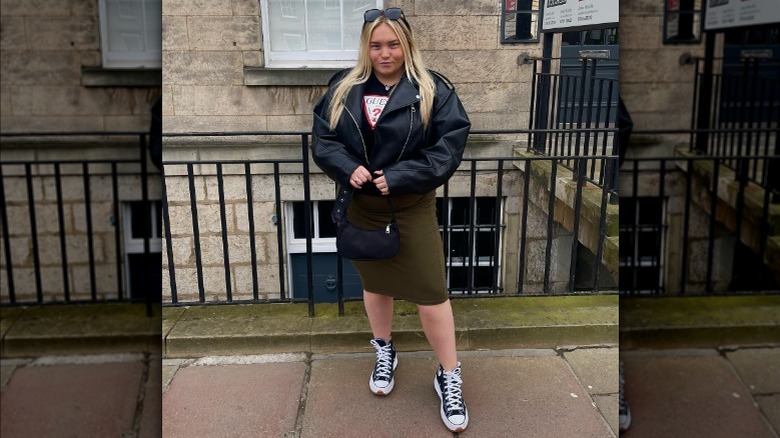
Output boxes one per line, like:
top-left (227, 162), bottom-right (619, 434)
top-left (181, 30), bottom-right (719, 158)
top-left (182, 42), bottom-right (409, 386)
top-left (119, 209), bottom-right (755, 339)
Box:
top-left (363, 95), bottom-right (389, 129)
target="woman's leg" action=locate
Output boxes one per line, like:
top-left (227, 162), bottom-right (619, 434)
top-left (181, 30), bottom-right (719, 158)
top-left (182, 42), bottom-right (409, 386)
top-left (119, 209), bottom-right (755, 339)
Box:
top-left (418, 299), bottom-right (458, 371)
top-left (363, 290), bottom-right (394, 340)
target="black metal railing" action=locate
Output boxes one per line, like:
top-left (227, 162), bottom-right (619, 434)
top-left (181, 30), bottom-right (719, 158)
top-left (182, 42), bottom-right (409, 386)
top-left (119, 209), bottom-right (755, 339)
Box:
top-left (0, 132), bottom-right (158, 312)
top-left (620, 148), bottom-right (780, 295)
top-left (690, 55), bottom-right (780, 194)
top-left (528, 56), bottom-right (619, 187)
top-left (162, 131), bottom-right (619, 316)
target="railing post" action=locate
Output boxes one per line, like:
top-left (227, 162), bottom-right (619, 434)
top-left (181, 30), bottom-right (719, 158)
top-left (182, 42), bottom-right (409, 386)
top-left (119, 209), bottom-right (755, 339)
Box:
top-left (302, 135), bottom-right (315, 317)
top-left (139, 134), bottom-right (153, 316)
top-left (694, 31), bottom-right (716, 153)
top-left (533, 32), bottom-right (555, 153)
top-left (0, 166), bottom-right (16, 303)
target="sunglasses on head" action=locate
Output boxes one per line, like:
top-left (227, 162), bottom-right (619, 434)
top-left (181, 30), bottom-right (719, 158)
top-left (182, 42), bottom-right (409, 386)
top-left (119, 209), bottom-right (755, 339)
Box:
top-left (364, 7), bottom-right (408, 26)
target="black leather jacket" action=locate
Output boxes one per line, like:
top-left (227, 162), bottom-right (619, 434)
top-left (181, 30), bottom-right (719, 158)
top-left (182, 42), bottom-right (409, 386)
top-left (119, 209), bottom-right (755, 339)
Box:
top-left (311, 70), bottom-right (471, 195)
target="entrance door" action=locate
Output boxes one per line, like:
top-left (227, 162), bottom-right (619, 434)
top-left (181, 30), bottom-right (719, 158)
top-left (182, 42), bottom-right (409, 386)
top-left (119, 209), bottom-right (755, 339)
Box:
top-left (559, 28), bottom-right (619, 125)
top-left (720, 26), bottom-right (780, 124)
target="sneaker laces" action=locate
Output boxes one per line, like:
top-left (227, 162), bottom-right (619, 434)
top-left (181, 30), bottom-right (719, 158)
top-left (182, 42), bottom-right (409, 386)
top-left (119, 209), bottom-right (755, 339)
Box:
top-left (370, 339), bottom-right (394, 381)
top-left (442, 369), bottom-right (465, 412)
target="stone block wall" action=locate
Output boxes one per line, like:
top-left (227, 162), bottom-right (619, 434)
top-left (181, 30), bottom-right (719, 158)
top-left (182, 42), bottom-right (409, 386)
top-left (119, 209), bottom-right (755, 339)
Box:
top-left (162, 0), bottom-right (544, 139)
top-left (0, 163), bottom-right (163, 303)
top-left (619, 0), bottom-right (706, 140)
top-left (0, 0), bottom-right (160, 133)
top-left (618, 166), bottom-right (736, 294)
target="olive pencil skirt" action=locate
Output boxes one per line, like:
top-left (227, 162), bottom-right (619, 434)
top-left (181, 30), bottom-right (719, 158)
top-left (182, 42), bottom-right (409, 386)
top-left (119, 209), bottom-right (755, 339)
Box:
top-left (347, 190), bottom-right (448, 305)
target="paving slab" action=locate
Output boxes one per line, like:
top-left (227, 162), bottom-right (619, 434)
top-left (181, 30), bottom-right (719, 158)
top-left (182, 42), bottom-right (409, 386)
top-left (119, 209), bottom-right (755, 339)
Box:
top-left (621, 352), bottom-right (776, 437)
top-left (563, 347), bottom-right (619, 395)
top-left (755, 394), bottom-right (780, 433)
top-left (458, 355), bottom-right (612, 437)
top-left (162, 364), bottom-right (180, 392)
top-left (593, 394), bottom-right (618, 436)
top-left (1, 364), bottom-right (17, 390)
top-left (139, 357), bottom-right (162, 438)
top-left (162, 362), bottom-right (305, 437)
top-left (725, 348), bottom-right (780, 394)
top-left (303, 354), bottom-right (452, 438)
top-left (0, 362), bottom-right (144, 437)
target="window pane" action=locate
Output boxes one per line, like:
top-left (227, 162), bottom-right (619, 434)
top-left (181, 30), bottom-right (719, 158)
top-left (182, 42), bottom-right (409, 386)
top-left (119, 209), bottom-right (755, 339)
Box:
top-left (292, 201), bottom-right (312, 239)
top-left (269, 0), bottom-right (306, 51)
top-left (476, 198), bottom-right (498, 224)
top-left (475, 230), bottom-right (496, 258)
top-left (449, 267), bottom-right (467, 290)
top-left (318, 201), bottom-right (337, 238)
top-left (503, 12), bottom-right (537, 41)
top-left (144, 0), bottom-right (162, 51)
top-left (307, 0), bottom-right (342, 50)
top-left (105, 0), bottom-right (146, 51)
top-left (450, 198), bottom-right (469, 225)
top-left (129, 201), bottom-right (158, 239)
top-left (474, 266), bottom-right (496, 289)
top-left (638, 198), bottom-right (662, 224)
top-left (343, 0), bottom-right (374, 50)
top-left (619, 230), bottom-right (634, 261)
top-left (449, 231), bottom-right (468, 258)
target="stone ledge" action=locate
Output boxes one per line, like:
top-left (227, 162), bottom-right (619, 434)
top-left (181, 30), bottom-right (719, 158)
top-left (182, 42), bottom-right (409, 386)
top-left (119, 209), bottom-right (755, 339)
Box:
top-left (620, 295), bottom-right (780, 348)
top-left (1, 303), bottom-right (162, 357)
top-left (81, 67), bottom-right (162, 87)
top-left (162, 295), bottom-right (619, 358)
top-left (243, 67), bottom-right (341, 86)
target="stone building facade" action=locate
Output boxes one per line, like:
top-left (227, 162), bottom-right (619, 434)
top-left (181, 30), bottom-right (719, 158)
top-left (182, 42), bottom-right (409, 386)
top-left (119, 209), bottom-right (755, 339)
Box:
top-left (161, 0), bottom-right (619, 303)
top-left (618, 0), bottom-right (779, 294)
top-left (0, 0), bottom-right (162, 303)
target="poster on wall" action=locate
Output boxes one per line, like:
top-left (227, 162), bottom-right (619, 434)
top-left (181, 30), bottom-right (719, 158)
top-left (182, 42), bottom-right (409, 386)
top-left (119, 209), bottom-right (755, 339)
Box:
top-left (541, 0), bottom-right (619, 32)
top-left (705, 0), bottom-right (780, 30)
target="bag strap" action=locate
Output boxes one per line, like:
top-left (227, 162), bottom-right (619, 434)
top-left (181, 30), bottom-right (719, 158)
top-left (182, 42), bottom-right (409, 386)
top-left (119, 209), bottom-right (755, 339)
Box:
top-left (331, 185), bottom-right (396, 224)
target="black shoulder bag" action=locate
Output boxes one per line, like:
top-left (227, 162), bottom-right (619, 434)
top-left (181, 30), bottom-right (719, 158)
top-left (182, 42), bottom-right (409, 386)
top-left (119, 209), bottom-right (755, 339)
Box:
top-left (331, 187), bottom-right (399, 261)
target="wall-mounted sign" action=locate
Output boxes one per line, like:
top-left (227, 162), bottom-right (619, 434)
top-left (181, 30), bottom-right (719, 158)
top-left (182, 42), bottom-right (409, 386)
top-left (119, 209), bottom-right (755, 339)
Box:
top-left (541, 0), bottom-right (619, 32)
top-left (704, 0), bottom-right (780, 30)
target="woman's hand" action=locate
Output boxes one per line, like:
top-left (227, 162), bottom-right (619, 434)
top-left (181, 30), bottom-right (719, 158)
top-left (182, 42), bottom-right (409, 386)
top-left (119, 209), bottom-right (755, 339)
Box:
top-left (373, 170), bottom-right (390, 195)
top-left (350, 166), bottom-right (373, 189)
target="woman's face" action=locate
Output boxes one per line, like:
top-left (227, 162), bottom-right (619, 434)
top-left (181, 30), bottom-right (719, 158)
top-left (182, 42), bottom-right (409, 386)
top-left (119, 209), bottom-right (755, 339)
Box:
top-left (369, 23), bottom-right (404, 82)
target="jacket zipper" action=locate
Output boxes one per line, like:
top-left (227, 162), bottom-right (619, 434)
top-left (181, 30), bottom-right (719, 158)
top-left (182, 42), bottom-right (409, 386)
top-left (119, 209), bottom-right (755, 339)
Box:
top-left (343, 103), bottom-right (371, 165)
top-left (343, 100), bottom-right (416, 166)
top-left (397, 106), bottom-right (415, 163)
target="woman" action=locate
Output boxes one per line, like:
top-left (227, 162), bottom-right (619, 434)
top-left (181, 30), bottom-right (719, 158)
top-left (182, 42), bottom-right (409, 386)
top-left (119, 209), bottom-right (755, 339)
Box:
top-left (311, 7), bottom-right (470, 433)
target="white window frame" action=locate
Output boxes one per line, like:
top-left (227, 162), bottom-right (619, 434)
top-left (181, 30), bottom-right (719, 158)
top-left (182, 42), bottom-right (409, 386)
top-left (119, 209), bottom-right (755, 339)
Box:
top-left (259, 0), bottom-right (383, 68)
top-left (284, 201), bottom-right (338, 299)
top-left (98, 0), bottom-right (162, 69)
top-left (285, 201), bottom-right (337, 254)
top-left (123, 201), bottom-right (163, 296)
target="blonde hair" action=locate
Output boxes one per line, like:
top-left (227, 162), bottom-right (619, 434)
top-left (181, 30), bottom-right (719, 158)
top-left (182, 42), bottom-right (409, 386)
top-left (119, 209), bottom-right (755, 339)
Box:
top-left (327, 16), bottom-right (436, 131)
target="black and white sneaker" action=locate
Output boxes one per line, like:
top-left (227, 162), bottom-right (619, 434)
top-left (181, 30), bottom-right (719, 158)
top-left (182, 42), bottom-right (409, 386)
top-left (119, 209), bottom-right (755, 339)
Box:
top-left (434, 362), bottom-right (469, 432)
top-left (369, 338), bottom-right (398, 395)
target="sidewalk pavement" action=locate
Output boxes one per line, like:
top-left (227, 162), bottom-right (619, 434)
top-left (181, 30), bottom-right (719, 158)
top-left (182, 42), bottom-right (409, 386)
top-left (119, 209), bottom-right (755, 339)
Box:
top-left (160, 347), bottom-right (620, 437)
top-left (2, 295), bottom-right (778, 436)
top-left (621, 347), bottom-right (780, 438)
top-left (1, 353), bottom-right (161, 438)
